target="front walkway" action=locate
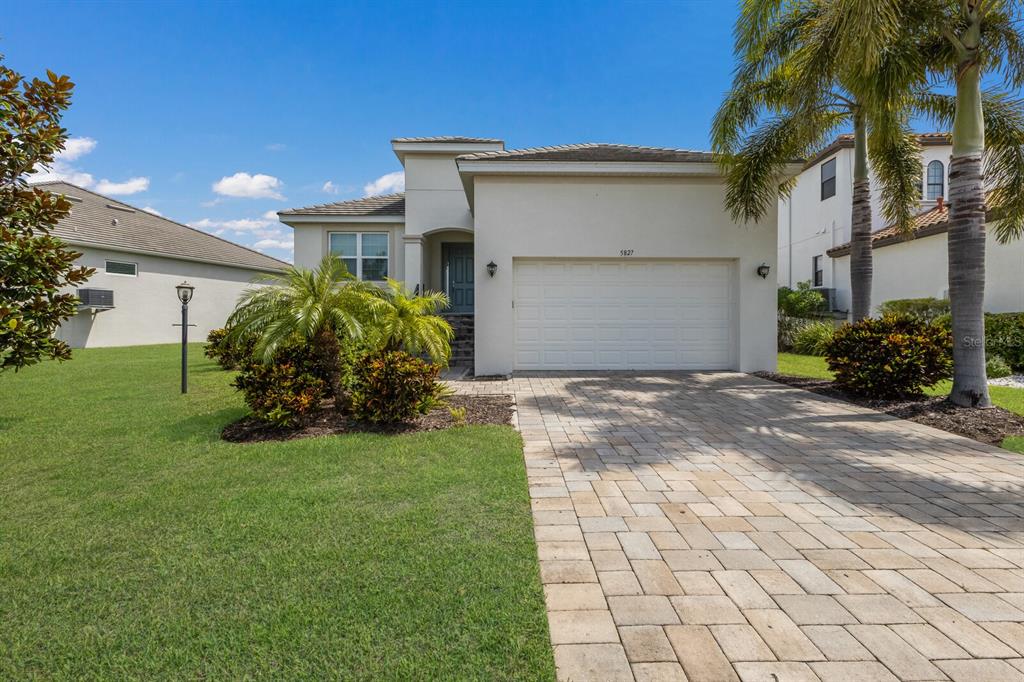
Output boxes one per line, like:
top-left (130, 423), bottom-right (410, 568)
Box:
top-left (465, 372), bottom-right (1024, 682)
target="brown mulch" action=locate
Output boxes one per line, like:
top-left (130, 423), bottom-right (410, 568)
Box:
top-left (222, 394), bottom-right (514, 443)
top-left (755, 372), bottom-right (1024, 446)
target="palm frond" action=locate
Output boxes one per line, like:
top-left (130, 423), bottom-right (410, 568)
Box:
top-left (867, 118), bottom-right (924, 234)
top-left (979, 90), bottom-right (1024, 242)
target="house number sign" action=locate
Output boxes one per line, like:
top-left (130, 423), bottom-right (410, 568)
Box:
top-left (619, 249), bottom-right (634, 256)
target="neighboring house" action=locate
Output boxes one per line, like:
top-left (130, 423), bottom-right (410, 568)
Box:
top-left (280, 136), bottom-right (792, 376)
top-left (33, 181), bottom-right (287, 348)
top-left (778, 132), bottom-right (954, 311)
top-left (828, 202), bottom-right (1024, 313)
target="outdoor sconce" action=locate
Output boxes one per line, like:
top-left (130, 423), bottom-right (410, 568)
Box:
top-left (756, 263), bottom-right (771, 279)
top-left (486, 261), bottom-right (497, 278)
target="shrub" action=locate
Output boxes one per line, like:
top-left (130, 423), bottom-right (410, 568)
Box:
top-left (825, 314), bottom-right (953, 399)
top-left (778, 281), bottom-right (826, 318)
top-left (204, 328), bottom-right (254, 370)
top-left (349, 350), bottom-right (445, 424)
top-left (877, 298), bottom-right (950, 324)
top-left (792, 320), bottom-right (835, 356)
top-left (778, 315), bottom-right (813, 352)
top-left (233, 343), bottom-right (329, 427)
top-left (988, 355), bottom-right (1013, 379)
top-left (985, 313), bottom-right (1024, 372)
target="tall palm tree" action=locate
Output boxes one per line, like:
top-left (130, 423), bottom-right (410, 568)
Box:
top-left (364, 279), bottom-right (454, 365)
top-left (712, 0), bottom-right (923, 322)
top-left (227, 255), bottom-right (376, 406)
top-left (816, 0), bottom-right (1024, 407)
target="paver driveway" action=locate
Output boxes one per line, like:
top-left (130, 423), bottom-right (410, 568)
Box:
top-left (493, 372), bottom-right (1024, 682)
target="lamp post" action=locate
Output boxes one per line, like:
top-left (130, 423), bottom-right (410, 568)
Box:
top-left (175, 281), bottom-right (195, 393)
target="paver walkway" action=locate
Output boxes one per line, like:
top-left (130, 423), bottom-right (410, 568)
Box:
top-left (464, 372), bottom-right (1024, 682)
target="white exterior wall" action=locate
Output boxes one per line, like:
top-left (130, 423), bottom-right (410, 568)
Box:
top-left (834, 234), bottom-right (1024, 315)
top-left (472, 175), bottom-right (778, 376)
top-left (57, 246), bottom-right (273, 348)
top-left (292, 221), bottom-right (405, 282)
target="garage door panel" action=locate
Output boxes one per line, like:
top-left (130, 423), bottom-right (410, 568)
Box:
top-left (514, 259), bottom-right (736, 370)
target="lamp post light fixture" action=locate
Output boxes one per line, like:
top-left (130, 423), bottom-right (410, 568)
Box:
top-left (486, 261), bottom-right (498, 278)
top-left (756, 263), bottom-right (771, 279)
top-left (174, 281), bottom-right (196, 394)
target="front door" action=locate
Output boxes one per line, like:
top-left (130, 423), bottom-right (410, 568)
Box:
top-left (444, 243), bottom-right (474, 313)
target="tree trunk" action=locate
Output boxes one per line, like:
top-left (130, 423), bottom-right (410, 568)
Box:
top-left (947, 40), bottom-right (991, 408)
top-left (313, 328), bottom-right (346, 411)
top-left (849, 111), bottom-right (873, 321)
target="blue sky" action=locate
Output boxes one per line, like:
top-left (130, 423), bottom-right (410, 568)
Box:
top-left (6, 1), bottom-right (744, 261)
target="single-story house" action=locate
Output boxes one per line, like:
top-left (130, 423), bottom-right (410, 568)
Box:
top-left (34, 181), bottom-right (288, 348)
top-left (280, 137), bottom-right (792, 376)
top-left (828, 200), bottom-right (1024, 313)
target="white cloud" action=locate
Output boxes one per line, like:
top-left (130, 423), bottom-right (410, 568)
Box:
top-left (265, 143), bottom-right (287, 152)
top-left (141, 206), bottom-right (162, 216)
top-left (189, 217), bottom-right (275, 232)
top-left (212, 172), bottom-right (285, 200)
top-left (253, 236), bottom-right (294, 251)
top-left (363, 171), bottom-right (404, 197)
top-left (262, 209), bottom-right (280, 220)
top-left (29, 136), bottom-right (97, 186)
top-left (61, 137), bottom-right (98, 161)
top-left (95, 176), bottom-right (150, 195)
top-left (322, 180), bottom-right (340, 195)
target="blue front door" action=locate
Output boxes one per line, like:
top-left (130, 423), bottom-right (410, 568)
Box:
top-left (444, 243), bottom-right (474, 313)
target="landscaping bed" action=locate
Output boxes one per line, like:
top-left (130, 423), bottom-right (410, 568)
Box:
top-left (757, 371), bottom-right (1024, 446)
top-left (222, 393), bottom-right (514, 442)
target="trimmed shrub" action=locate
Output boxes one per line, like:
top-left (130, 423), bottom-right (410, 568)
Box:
top-left (792, 320), bottom-right (835, 356)
top-left (349, 350), bottom-right (445, 424)
top-left (778, 282), bottom-right (826, 318)
top-left (233, 343), bottom-right (329, 427)
top-left (825, 314), bottom-right (953, 399)
top-left (877, 297), bottom-right (950, 323)
top-left (987, 355), bottom-right (1013, 379)
top-left (985, 313), bottom-right (1024, 372)
top-left (204, 327), bottom-right (253, 370)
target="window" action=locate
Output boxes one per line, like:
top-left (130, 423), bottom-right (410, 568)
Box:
top-left (105, 260), bottom-right (137, 276)
top-left (820, 157), bottom-right (837, 200)
top-left (328, 232), bottom-right (389, 281)
top-left (812, 255), bottom-right (823, 287)
top-left (926, 160), bottom-right (945, 201)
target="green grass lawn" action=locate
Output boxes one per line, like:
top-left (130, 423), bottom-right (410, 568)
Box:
top-left (0, 345), bottom-right (554, 680)
top-left (777, 352), bottom-right (1024, 454)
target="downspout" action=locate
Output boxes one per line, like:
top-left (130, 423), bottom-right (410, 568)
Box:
top-left (788, 197), bottom-right (793, 288)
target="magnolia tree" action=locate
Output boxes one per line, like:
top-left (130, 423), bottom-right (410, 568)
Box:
top-left (1, 58), bottom-right (93, 371)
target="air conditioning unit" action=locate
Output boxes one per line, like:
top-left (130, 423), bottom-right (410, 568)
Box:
top-left (77, 288), bottom-right (115, 310)
top-left (813, 287), bottom-right (839, 312)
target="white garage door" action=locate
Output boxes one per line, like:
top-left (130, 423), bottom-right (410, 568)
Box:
top-left (513, 259), bottom-right (735, 370)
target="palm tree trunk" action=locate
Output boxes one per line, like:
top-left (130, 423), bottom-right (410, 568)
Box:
top-left (947, 32), bottom-right (991, 408)
top-left (313, 328), bottom-right (345, 411)
top-left (849, 110), bottom-right (873, 321)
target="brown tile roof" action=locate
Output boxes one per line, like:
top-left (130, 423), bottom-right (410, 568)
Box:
top-left (391, 136), bottom-right (503, 144)
top-left (278, 192), bottom-right (405, 217)
top-left (827, 203), bottom-right (952, 257)
top-left (806, 132), bottom-right (951, 169)
top-left (31, 181), bottom-right (287, 271)
top-left (457, 142), bottom-right (717, 163)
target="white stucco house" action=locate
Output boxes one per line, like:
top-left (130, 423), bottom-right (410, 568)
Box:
top-left (35, 181), bottom-right (288, 348)
top-left (779, 132), bottom-right (1024, 315)
top-left (280, 136), bottom-right (792, 376)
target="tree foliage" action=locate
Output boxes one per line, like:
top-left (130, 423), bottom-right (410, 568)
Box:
top-left (1, 57), bottom-right (93, 371)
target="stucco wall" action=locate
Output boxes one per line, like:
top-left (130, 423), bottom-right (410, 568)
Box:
top-left (56, 246), bottom-right (274, 348)
top-left (404, 154), bottom-right (473, 236)
top-left (291, 221), bottom-right (405, 282)
top-left (832, 233), bottom-right (1024, 315)
top-left (472, 175), bottom-right (778, 375)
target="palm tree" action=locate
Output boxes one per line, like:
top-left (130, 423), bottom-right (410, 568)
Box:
top-left (816, 0), bottom-right (1024, 407)
top-left (227, 255), bottom-right (375, 406)
top-left (364, 279), bottom-right (454, 365)
top-left (712, 0), bottom-right (923, 322)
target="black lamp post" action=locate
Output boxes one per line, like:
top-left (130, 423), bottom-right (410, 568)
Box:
top-left (175, 281), bottom-right (195, 393)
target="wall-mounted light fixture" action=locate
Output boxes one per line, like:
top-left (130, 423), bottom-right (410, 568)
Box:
top-left (486, 261), bottom-right (497, 278)
top-left (756, 263), bottom-right (771, 279)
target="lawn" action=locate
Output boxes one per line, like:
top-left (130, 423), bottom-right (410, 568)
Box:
top-left (0, 344), bottom-right (554, 680)
top-left (777, 352), bottom-right (1024, 453)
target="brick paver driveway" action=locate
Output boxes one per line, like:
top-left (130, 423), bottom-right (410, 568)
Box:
top-left (504, 372), bottom-right (1024, 682)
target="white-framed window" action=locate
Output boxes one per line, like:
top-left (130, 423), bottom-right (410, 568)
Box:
top-left (105, 259), bottom-right (137, 277)
top-left (328, 232), bottom-right (389, 281)
top-left (926, 160), bottom-right (945, 201)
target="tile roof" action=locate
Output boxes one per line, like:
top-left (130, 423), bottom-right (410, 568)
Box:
top-left (827, 202), bottom-right (952, 257)
top-left (391, 136), bottom-right (503, 144)
top-left (805, 132), bottom-right (951, 169)
top-left (278, 192), bottom-right (405, 217)
top-left (31, 181), bottom-right (287, 271)
top-left (457, 142), bottom-right (717, 163)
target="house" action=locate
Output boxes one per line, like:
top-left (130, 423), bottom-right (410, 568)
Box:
top-left (34, 181), bottom-right (288, 348)
top-left (778, 133), bottom-right (955, 312)
top-left (280, 136), bottom-right (792, 376)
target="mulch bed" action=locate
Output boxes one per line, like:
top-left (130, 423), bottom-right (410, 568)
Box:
top-left (222, 394), bottom-right (514, 443)
top-left (755, 372), bottom-right (1024, 446)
